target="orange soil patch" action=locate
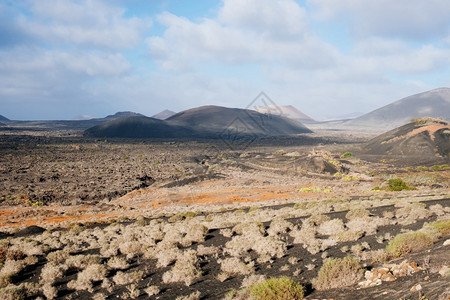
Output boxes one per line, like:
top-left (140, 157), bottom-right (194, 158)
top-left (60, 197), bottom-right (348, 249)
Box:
top-left (404, 124), bottom-right (450, 141)
top-left (0, 206), bottom-right (120, 228)
top-left (119, 182), bottom-right (325, 209)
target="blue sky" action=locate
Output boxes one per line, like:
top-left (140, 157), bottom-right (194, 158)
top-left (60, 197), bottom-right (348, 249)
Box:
top-left (1, 0), bottom-right (450, 120)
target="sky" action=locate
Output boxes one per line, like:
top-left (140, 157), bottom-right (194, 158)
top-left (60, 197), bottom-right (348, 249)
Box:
top-left (1, 0), bottom-right (450, 121)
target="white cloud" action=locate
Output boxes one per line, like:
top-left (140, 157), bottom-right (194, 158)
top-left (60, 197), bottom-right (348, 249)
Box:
top-left (218, 0), bottom-right (307, 39)
top-left (309, 0), bottom-right (450, 40)
top-left (147, 0), bottom-right (338, 71)
top-left (18, 0), bottom-right (151, 49)
top-left (0, 47), bottom-right (130, 76)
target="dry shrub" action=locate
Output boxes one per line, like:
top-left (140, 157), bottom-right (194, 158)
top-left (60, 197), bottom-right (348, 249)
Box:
top-left (155, 246), bottom-right (182, 268)
top-left (65, 254), bottom-right (102, 270)
top-left (220, 228), bottom-right (234, 238)
top-left (218, 257), bottom-right (255, 276)
top-left (346, 217), bottom-right (378, 235)
top-left (395, 203), bottom-right (431, 221)
top-left (241, 274), bottom-right (267, 288)
top-left (385, 231), bottom-right (433, 257)
top-left (345, 208), bottom-right (370, 220)
top-left (40, 262), bottom-right (65, 285)
top-left (113, 270), bottom-right (144, 285)
top-left (267, 218), bottom-right (293, 236)
top-left (180, 223), bottom-right (208, 247)
top-left (196, 245), bottom-right (220, 256)
top-left (303, 214), bottom-right (330, 227)
top-left (67, 264), bottom-right (107, 292)
top-left (119, 241), bottom-right (144, 256)
top-left (162, 250), bottom-right (201, 286)
top-left (253, 237), bottom-right (287, 259)
top-left (289, 224), bottom-right (316, 244)
top-left (317, 219), bottom-right (344, 236)
top-left (312, 256), bottom-right (363, 290)
top-left (334, 230), bottom-right (363, 242)
top-left (176, 290), bottom-right (201, 300)
top-left (107, 256), bottom-right (129, 270)
top-left (145, 285), bottom-right (160, 297)
top-left (232, 222), bottom-right (265, 236)
top-left (46, 250), bottom-right (70, 263)
top-left (0, 260), bottom-right (27, 288)
top-left (42, 283), bottom-right (58, 299)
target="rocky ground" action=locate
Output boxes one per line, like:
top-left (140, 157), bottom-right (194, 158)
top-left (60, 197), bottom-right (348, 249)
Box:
top-left (0, 128), bottom-right (449, 299)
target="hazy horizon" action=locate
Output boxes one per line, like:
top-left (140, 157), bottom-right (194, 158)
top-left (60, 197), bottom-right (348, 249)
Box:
top-left (1, 1), bottom-right (450, 121)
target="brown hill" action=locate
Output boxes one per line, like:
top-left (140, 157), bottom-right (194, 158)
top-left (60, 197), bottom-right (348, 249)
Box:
top-left (363, 117), bottom-right (450, 158)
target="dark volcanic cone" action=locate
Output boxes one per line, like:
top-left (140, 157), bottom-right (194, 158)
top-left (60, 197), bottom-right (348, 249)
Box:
top-left (84, 116), bottom-right (201, 138)
top-left (167, 105), bottom-right (312, 136)
top-left (363, 118), bottom-right (450, 157)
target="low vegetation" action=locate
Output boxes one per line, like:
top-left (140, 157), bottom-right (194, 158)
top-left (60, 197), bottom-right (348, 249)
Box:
top-left (312, 256), bottom-right (363, 290)
top-left (385, 232), bottom-right (433, 257)
top-left (249, 276), bottom-right (304, 300)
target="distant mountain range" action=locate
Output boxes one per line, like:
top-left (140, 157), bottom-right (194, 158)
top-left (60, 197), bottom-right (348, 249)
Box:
top-left (345, 88), bottom-right (450, 130)
top-left (85, 105), bottom-right (312, 139)
top-left (152, 109), bottom-right (176, 120)
top-left (0, 111), bottom-right (147, 131)
top-left (253, 105), bottom-right (314, 122)
top-left (0, 114), bottom-right (9, 121)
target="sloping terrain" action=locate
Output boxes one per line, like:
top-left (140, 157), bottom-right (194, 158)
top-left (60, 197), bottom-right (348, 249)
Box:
top-left (152, 109), bottom-right (176, 120)
top-left (363, 118), bottom-right (450, 159)
top-left (1, 128), bottom-right (450, 299)
top-left (167, 105), bottom-right (312, 136)
top-left (0, 111), bottom-right (145, 133)
top-left (346, 88), bottom-right (450, 130)
top-left (0, 114), bottom-right (9, 121)
top-left (254, 105), bottom-right (315, 122)
top-left (84, 116), bottom-right (202, 139)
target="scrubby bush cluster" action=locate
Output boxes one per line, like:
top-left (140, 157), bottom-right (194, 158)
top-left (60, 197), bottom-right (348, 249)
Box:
top-left (0, 190), bottom-right (448, 299)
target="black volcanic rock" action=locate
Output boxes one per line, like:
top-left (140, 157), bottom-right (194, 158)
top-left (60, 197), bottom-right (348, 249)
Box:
top-left (346, 88), bottom-right (450, 130)
top-left (0, 114), bottom-right (9, 121)
top-left (167, 105), bottom-right (312, 136)
top-left (84, 116), bottom-right (201, 138)
top-left (363, 118), bottom-right (450, 157)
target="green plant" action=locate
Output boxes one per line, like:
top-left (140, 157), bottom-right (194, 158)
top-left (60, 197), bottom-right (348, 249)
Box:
top-left (312, 256), bottom-right (362, 290)
top-left (249, 276), bottom-right (304, 300)
top-left (424, 220), bottom-right (450, 236)
top-left (340, 152), bottom-right (353, 159)
top-left (387, 179), bottom-right (415, 191)
top-left (385, 232), bottom-right (433, 257)
top-left (168, 211), bottom-right (197, 222)
top-left (431, 164), bottom-right (449, 170)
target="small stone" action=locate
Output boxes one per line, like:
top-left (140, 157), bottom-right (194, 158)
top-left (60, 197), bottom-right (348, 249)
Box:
top-left (424, 276), bottom-right (429, 280)
top-left (385, 276), bottom-right (396, 282)
top-left (410, 284), bottom-right (422, 292)
top-left (365, 270), bottom-right (375, 281)
top-left (439, 266), bottom-right (449, 277)
top-left (443, 239), bottom-right (450, 246)
top-left (378, 267), bottom-right (390, 275)
top-left (410, 262), bottom-right (419, 272)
